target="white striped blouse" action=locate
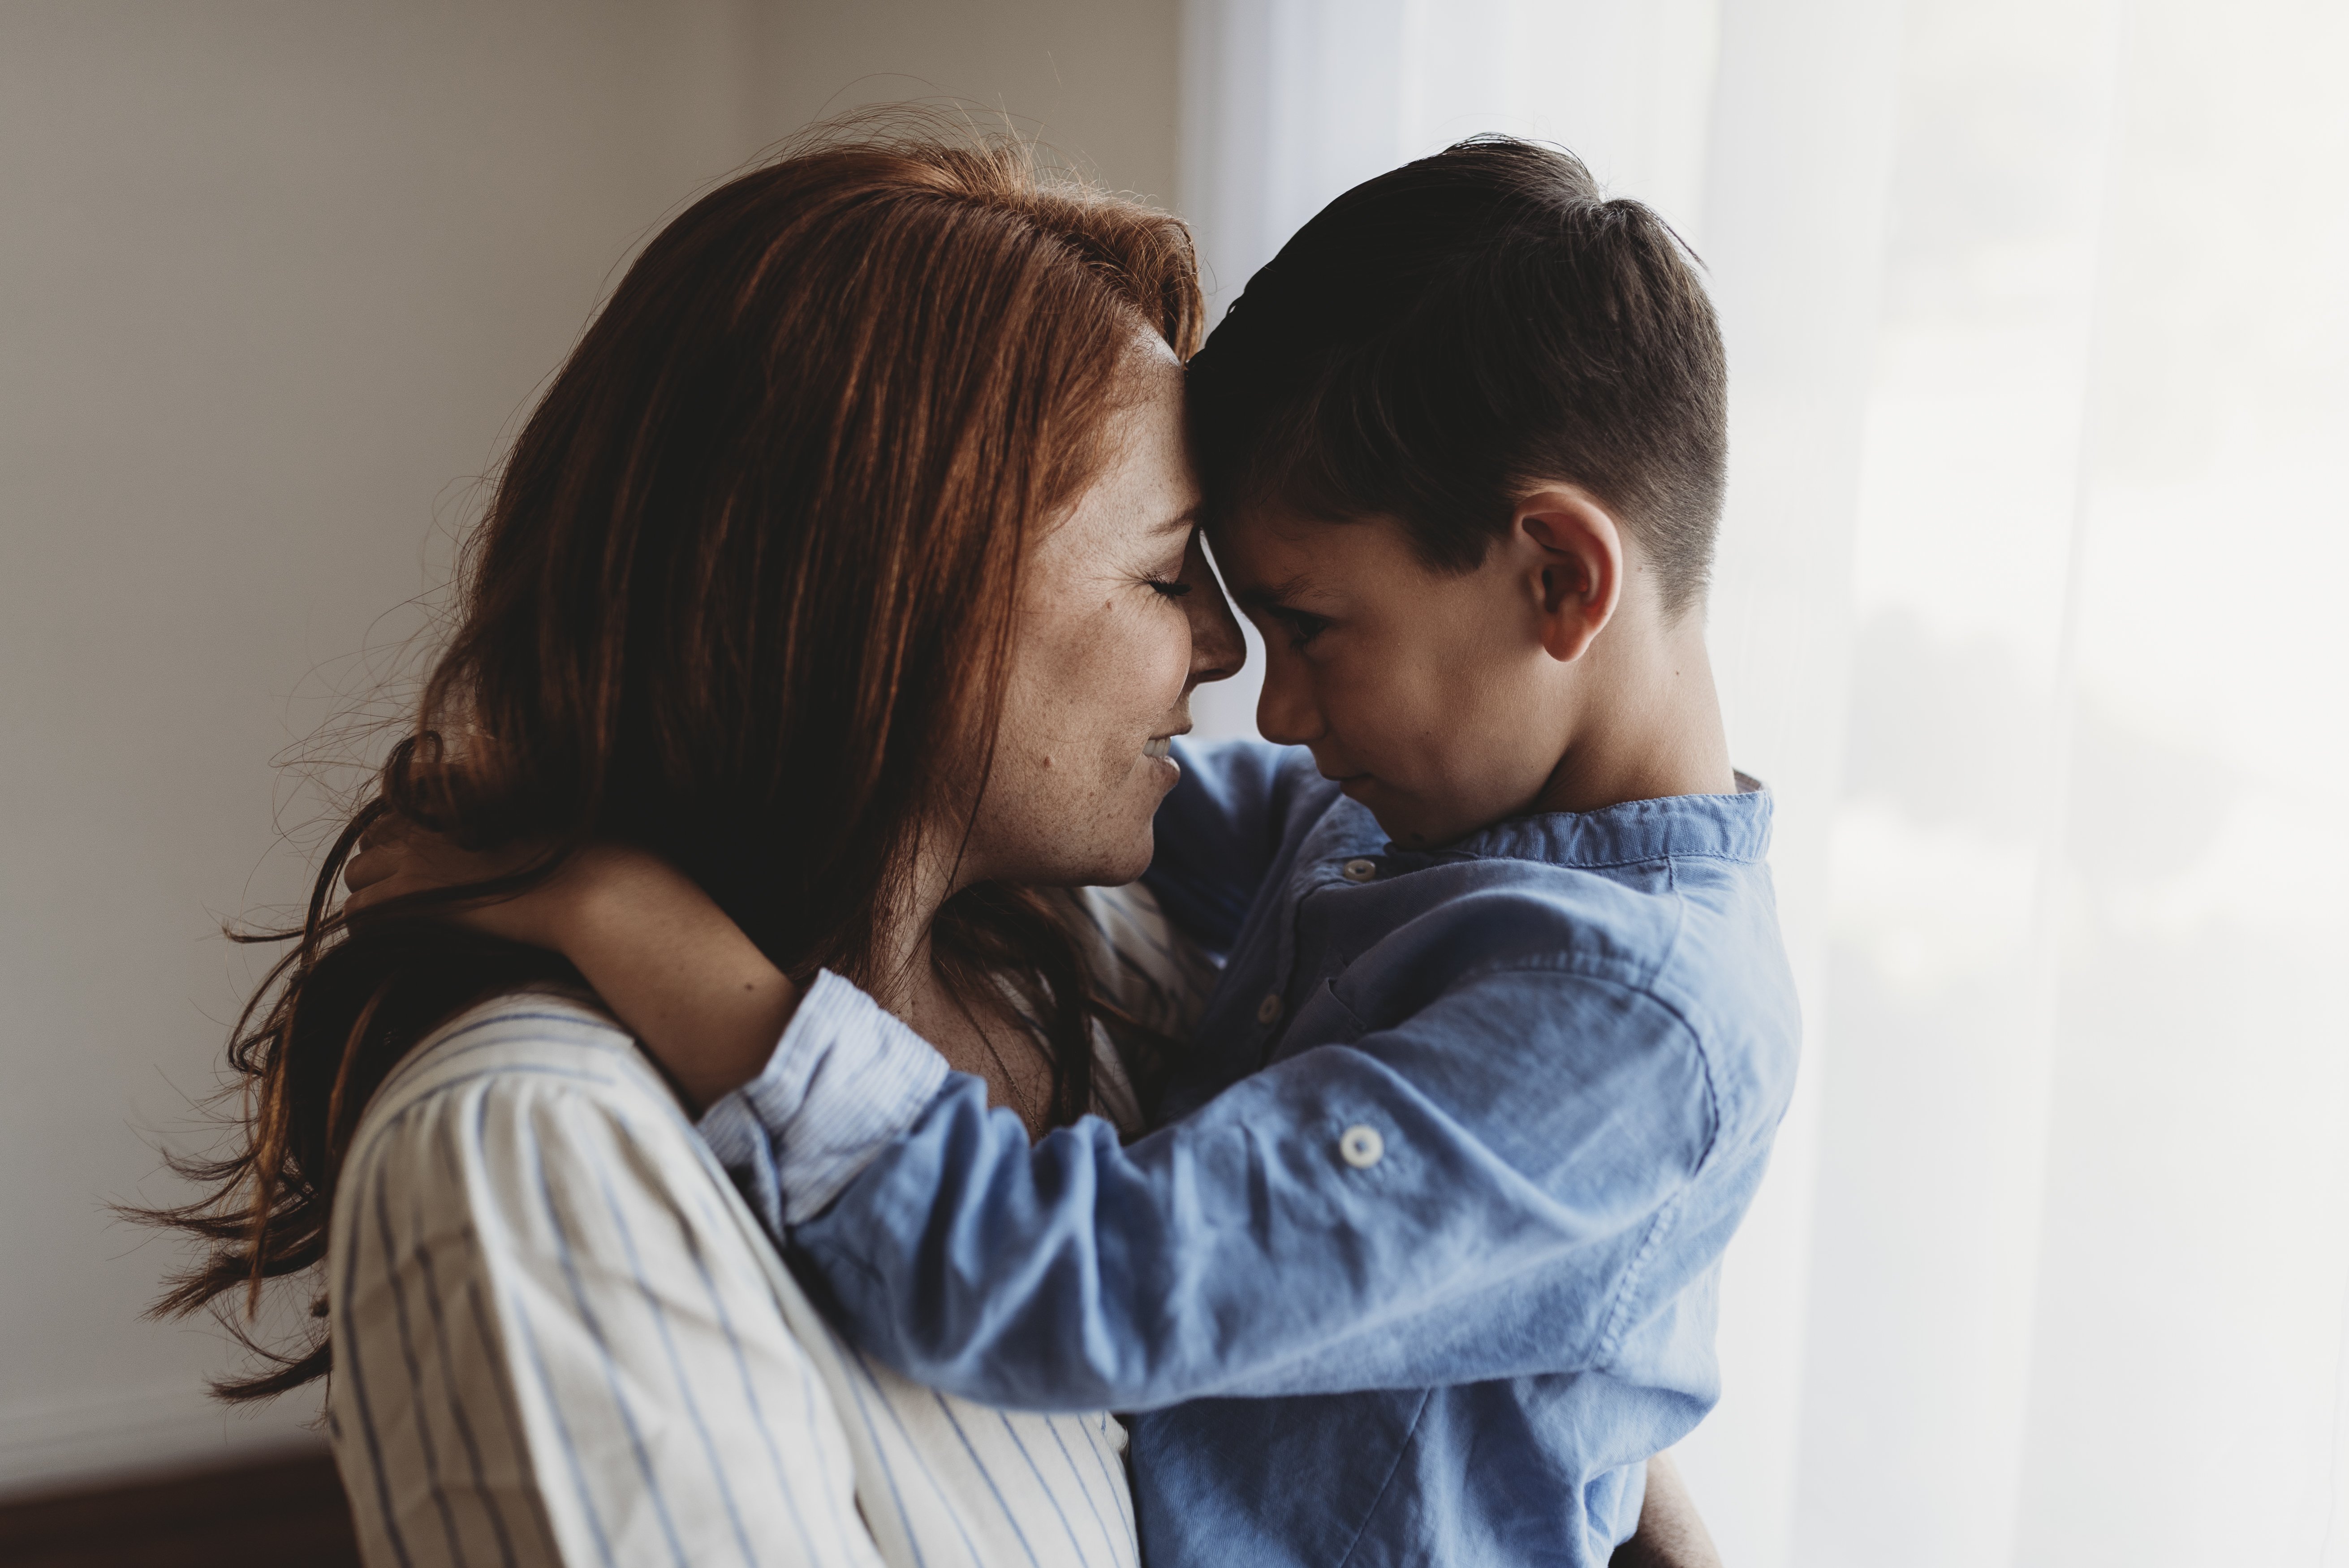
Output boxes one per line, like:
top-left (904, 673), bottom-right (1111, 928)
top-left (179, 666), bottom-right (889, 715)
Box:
top-left (326, 884), bottom-right (1210, 1568)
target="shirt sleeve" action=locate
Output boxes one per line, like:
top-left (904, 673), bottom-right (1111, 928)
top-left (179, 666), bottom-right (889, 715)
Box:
top-left (698, 969), bottom-right (951, 1226)
top-left (715, 965), bottom-right (1719, 1413)
top-left (699, 743), bottom-right (1293, 1200)
top-left (1141, 737), bottom-right (1313, 955)
top-left (333, 1069), bottom-right (887, 1568)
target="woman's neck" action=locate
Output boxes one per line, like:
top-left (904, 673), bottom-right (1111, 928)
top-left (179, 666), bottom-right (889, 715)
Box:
top-left (869, 847), bottom-right (1055, 1138)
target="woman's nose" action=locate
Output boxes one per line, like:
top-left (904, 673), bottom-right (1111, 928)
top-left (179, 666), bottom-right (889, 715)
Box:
top-left (1181, 534), bottom-right (1246, 690)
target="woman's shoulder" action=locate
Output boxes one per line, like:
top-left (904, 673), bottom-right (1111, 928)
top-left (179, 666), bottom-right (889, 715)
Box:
top-left (323, 990), bottom-right (911, 1568)
top-left (369, 985), bottom-right (650, 1108)
top-left (1045, 883), bottom-right (1223, 1137)
top-left (340, 985), bottom-right (685, 1195)
top-left (1051, 882), bottom-right (1221, 1036)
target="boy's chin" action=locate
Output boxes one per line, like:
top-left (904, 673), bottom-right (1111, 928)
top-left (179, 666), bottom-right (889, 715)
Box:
top-left (1358, 788), bottom-right (1487, 852)
top-left (1360, 797), bottom-right (1442, 850)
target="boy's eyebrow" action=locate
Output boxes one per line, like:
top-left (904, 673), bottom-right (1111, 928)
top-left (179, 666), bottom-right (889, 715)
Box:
top-left (1231, 573), bottom-right (1320, 612)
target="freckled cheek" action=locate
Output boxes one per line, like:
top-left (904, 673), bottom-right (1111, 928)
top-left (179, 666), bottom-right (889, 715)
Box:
top-left (1071, 615), bottom-right (1186, 770)
top-left (1127, 612), bottom-right (1193, 706)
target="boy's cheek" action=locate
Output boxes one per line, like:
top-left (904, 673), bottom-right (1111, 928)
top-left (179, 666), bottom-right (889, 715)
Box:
top-left (1253, 646), bottom-right (1319, 726)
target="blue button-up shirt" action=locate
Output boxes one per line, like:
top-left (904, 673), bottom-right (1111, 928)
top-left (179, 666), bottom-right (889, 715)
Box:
top-left (702, 740), bottom-right (1801, 1568)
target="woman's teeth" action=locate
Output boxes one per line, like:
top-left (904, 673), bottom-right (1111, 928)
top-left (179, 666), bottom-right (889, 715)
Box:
top-left (1143, 737), bottom-right (1172, 759)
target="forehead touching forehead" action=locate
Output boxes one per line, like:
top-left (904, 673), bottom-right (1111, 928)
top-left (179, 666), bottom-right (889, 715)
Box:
top-left (1110, 341), bottom-right (1200, 518)
top-left (1037, 339), bottom-right (1199, 559)
top-left (1211, 500), bottom-right (1428, 611)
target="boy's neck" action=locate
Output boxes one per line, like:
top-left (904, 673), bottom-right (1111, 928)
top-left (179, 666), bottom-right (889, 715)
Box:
top-left (1533, 608), bottom-right (1735, 816)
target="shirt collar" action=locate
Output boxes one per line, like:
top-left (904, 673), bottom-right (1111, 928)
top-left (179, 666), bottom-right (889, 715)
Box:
top-left (1392, 772), bottom-right (1774, 869)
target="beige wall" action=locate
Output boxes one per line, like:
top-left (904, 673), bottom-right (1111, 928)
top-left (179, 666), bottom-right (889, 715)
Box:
top-left (0, 0), bottom-right (1178, 1496)
top-left (744, 0), bottom-right (1181, 202)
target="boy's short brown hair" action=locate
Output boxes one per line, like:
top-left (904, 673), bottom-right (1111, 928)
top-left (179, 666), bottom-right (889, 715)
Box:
top-left (1187, 137), bottom-right (1727, 617)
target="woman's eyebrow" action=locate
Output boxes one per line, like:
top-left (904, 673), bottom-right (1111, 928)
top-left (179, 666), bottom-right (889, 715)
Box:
top-left (1153, 507), bottom-right (1200, 535)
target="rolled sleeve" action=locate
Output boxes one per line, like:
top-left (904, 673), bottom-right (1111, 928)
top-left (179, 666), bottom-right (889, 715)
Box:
top-left (787, 968), bottom-right (1715, 1412)
top-left (1144, 738), bottom-right (1318, 955)
top-left (697, 969), bottom-right (950, 1228)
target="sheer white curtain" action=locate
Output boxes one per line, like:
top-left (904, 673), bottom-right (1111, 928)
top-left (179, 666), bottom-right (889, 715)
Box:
top-left (1177, 3), bottom-right (2349, 1564)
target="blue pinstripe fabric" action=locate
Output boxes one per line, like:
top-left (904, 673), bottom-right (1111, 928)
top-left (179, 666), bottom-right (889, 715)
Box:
top-left (328, 982), bottom-right (1149, 1568)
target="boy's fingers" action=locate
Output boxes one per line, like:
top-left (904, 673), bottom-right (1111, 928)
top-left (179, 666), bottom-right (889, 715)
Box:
top-left (344, 848), bottom-right (389, 894)
top-left (341, 873), bottom-right (401, 917)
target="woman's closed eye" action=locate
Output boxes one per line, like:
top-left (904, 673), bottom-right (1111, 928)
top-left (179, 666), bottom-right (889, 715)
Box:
top-left (1145, 573), bottom-right (1193, 599)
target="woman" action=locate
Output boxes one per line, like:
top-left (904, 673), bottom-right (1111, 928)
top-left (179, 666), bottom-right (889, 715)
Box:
top-left (156, 124), bottom-right (1717, 1567)
top-left (152, 125), bottom-right (1241, 1566)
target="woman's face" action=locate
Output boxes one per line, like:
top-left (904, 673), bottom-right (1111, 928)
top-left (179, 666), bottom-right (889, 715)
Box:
top-left (962, 342), bottom-right (1244, 889)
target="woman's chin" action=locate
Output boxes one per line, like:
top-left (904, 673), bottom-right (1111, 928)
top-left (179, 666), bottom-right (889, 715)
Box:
top-left (1070, 818), bottom-right (1158, 889)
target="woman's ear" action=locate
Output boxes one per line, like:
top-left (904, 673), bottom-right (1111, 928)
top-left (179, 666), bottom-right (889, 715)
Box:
top-left (1515, 487), bottom-right (1624, 663)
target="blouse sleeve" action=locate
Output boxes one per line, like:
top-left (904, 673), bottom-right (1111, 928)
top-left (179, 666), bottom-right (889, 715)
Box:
top-left (330, 1064), bottom-right (886, 1568)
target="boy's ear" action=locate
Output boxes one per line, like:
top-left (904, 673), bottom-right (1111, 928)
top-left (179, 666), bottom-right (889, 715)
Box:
top-left (1514, 487), bottom-right (1623, 663)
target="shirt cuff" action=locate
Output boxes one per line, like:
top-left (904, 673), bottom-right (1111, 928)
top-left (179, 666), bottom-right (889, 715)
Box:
top-left (695, 969), bottom-right (950, 1226)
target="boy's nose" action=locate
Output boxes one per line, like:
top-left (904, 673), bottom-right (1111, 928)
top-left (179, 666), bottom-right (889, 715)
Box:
top-left (1253, 653), bottom-right (1325, 747)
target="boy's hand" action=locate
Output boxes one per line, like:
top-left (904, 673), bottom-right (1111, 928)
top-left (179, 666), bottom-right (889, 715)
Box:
top-left (1610, 1450), bottom-right (1723, 1568)
top-left (344, 816), bottom-right (586, 949)
top-left (343, 819), bottom-right (798, 1111)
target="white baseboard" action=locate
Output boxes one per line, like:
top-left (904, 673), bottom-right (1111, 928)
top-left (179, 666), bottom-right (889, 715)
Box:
top-left (0, 1381), bottom-right (328, 1503)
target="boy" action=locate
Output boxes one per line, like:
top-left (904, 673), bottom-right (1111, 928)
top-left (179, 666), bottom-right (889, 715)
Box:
top-left (732, 138), bottom-right (1793, 1566)
top-left (375, 139), bottom-right (1794, 1565)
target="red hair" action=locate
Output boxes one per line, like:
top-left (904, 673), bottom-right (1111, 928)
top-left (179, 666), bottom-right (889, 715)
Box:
top-left (144, 124), bottom-right (1203, 1399)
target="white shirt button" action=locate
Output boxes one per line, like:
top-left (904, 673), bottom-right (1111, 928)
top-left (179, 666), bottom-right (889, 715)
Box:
top-left (1256, 991), bottom-right (1284, 1025)
top-left (1341, 857), bottom-right (1378, 883)
top-left (1339, 1124), bottom-right (1384, 1168)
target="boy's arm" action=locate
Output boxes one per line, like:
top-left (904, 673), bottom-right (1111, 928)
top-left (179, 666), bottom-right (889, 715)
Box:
top-left (341, 836), bottom-right (804, 1111)
top-left (349, 824), bottom-right (1725, 1409)
top-left (1139, 736), bottom-right (1313, 954)
top-left (1612, 1453), bottom-right (1725, 1568)
top-left (704, 952), bottom-right (1718, 1411)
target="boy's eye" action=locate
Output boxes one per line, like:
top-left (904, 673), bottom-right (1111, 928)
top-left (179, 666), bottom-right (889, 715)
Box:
top-left (1271, 608), bottom-right (1330, 649)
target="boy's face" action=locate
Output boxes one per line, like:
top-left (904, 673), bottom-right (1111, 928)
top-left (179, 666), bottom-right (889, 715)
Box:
top-left (1213, 505), bottom-right (1579, 848)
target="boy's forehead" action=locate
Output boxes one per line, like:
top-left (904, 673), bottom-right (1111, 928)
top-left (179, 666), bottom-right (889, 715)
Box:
top-left (1212, 503), bottom-right (1404, 597)
top-left (1218, 495), bottom-right (1335, 537)
top-left (1211, 506), bottom-right (1330, 592)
